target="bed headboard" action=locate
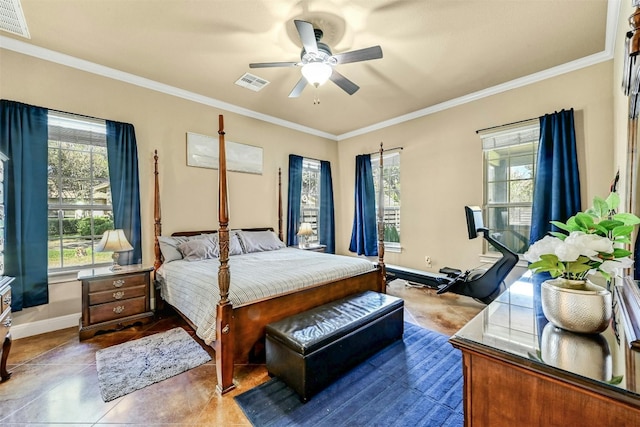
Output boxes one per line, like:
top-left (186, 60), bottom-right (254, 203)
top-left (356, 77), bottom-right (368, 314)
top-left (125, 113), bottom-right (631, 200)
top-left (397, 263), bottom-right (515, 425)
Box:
top-left (171, 228), bottom-right (274, 237)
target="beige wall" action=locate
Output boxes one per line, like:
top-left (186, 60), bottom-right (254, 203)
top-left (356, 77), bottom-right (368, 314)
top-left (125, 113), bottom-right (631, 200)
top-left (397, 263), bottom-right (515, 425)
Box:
top-left (338, 62), bottom-right (614, 273)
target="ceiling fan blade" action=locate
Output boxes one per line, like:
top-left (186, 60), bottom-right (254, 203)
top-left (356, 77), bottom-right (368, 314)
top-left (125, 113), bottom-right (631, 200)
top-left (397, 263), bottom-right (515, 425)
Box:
top-left (329, 70), bottom-right (359, 95)
top-left (288, 77), bottom-right (307, 98)
top-left (295, 20), bottom-right (318, 54)
top-left (333, 46), bottom-right (383, 65)
top-left (249, 61), bottom-right (299, 68)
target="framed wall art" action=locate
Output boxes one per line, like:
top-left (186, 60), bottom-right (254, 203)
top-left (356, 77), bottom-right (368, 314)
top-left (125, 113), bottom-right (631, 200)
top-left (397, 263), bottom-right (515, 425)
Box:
top-left (186, 132), bottom-right (263, 175)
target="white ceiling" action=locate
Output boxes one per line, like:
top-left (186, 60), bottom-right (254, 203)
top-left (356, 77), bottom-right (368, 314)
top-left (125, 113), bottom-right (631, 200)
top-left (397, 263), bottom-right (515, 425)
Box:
top-left (0, 0), bottom-right (614, 139)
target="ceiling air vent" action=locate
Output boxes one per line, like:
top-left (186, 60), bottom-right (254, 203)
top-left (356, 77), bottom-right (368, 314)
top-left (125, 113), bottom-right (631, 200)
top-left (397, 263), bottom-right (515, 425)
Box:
top-left (235, 73), bottom-right (270, 92)
top-left (0, 0), bottom-right (30, 38)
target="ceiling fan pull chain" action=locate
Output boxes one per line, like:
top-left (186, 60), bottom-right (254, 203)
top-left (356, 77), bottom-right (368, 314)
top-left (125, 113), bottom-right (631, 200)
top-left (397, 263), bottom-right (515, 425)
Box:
top-left (314, 87), bottom-right (320, 105)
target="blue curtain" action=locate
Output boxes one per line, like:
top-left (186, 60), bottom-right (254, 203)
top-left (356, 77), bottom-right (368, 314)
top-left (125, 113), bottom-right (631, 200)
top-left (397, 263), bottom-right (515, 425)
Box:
top-left (529, 109), bottom-right (581, 244)
top-left (349, 154), bottom-right (378, 256)
top-left (0, 100), bottom-right (49, 311)
top-left (286, 155), bottom-right (303, 247)
top-left (106, 121), bottom-right (142, 265)
top-left (319, 160), bottom-right (335, 254)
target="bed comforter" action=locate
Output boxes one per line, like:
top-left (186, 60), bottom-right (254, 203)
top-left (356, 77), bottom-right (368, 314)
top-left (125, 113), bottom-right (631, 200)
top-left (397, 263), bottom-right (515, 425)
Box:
top-left (156, 248), bottom-right (376, 344)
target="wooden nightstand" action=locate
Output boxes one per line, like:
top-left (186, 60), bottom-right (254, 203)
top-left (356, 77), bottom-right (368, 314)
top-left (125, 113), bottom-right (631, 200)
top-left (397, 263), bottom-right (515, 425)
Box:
top-left (295, 244), bottom-right (326, 253)
top-left (0, 276), bottom-right (13, 381)
top-left (78, 265), bottom-right (154, 340)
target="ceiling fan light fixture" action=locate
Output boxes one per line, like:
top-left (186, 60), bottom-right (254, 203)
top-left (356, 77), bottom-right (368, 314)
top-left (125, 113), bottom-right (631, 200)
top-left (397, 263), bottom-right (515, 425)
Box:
top-left (301, 62), bottom-right (332, 87)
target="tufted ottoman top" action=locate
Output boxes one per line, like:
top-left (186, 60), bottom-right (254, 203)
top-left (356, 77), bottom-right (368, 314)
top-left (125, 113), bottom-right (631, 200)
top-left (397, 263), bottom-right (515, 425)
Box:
top-left (266, 291), bottom-right (403, 355)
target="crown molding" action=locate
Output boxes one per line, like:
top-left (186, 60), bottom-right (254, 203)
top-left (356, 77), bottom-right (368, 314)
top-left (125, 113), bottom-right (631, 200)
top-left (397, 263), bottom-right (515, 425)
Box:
top-left (0, 0), bottom-right (620, 142)
top-left (338, 0), bottom-right (620, 140)
top-left (0, 35), bottom-right (336, 140)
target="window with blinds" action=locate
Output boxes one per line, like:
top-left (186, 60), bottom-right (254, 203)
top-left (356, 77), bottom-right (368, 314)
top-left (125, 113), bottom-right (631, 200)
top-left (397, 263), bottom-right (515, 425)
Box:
top-left (47, 111), bottom-right (113, 272)
top-left (480, 120), bottom-right (539, 255)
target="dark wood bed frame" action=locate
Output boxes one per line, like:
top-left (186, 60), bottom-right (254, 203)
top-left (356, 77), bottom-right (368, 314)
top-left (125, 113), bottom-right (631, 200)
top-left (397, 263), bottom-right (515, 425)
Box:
top-left (152, 115), bottom-right (387, 394)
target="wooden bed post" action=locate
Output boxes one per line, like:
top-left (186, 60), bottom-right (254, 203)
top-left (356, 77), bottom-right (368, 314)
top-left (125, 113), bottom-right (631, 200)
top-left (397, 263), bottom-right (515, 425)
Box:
top-left (278, 167), bottom-right (283, 241)
top-left (377, 142), bottom-right (387, 293)
top-left (153, 150), bottom-right (162, 271)
top-left (215, 114), bottom-right (236, 394)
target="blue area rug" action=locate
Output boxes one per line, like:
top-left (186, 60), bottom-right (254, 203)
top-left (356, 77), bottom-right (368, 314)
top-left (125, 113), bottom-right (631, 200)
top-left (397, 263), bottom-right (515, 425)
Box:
top-left (234, 322), bottom-right (463, 427)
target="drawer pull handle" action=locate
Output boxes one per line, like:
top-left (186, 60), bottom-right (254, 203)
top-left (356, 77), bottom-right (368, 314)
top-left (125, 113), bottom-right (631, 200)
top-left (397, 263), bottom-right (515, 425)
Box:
top-left (3, 317), bottom-right (11, 328)
top-left (113, 305), bottom-right (125, 314)
top-left (113, 291), bottom-right (125, 300)
top-left (2, 295), bottom-right (10, 305)
top-left (113, 279), bottom-right (125, 288)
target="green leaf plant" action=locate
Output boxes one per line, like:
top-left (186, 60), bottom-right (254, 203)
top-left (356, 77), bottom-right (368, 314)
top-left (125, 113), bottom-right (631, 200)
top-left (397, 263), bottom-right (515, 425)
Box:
top-left (524, 193), bottom-right (640, 281)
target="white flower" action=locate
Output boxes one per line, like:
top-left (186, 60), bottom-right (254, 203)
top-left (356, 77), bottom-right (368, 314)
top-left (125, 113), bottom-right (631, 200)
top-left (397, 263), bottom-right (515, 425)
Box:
top-left (523, 235), bottom-right (562, 263)
top-left (599, 257), bottom-right (634, 275)
top-left (562, 232), bottom-right (614, 260)
top-left (524, 231), bottom-right (615, 265)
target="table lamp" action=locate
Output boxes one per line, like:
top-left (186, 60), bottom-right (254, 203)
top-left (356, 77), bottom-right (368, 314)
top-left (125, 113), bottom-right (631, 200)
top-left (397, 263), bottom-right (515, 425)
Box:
top-left (96, 229), bottom-right (133, 271)
top-left (297, 222), bottom-right (313, 248)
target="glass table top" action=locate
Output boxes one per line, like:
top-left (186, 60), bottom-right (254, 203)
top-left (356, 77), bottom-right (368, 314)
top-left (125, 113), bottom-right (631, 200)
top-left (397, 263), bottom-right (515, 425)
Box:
top-left (451, 271), bottom-right (640, 400)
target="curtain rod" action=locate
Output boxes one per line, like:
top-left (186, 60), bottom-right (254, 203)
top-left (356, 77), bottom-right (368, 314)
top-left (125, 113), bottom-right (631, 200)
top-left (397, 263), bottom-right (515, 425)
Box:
top-left (366, 146), bottom-right (403, 156)
top-left (475, 117), bottom-right (538, 134)
top-left (299, 155), bottom-right (328, 163)
top-left (48, 107), bottom-right (106, 122)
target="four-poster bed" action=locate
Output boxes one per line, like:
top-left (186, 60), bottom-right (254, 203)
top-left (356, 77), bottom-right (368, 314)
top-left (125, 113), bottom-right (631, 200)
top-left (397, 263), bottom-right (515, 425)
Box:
top-left (152, 115), bottom-right (387, 393)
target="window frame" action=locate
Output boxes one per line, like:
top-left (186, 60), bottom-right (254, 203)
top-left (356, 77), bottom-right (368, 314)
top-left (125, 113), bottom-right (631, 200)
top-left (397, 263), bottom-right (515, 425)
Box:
top-left (481, 121), bottom-right (539, 256)
top-left (47, 111), bottom-right (113, 274)
top-left (371, 150), bottom-right (401, 252)
top-left (300, 157), bottom-right (321, 245)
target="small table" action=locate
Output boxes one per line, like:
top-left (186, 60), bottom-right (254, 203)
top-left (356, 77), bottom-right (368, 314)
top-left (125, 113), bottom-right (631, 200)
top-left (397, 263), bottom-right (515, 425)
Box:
top-left (293, 244), bottom-right (326, 253)
top-left (78, 265), bottom-right (154, 340)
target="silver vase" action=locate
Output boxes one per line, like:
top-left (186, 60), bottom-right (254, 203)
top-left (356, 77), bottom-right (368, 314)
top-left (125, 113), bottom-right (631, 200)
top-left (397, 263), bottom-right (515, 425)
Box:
top-left (540, 277), bottom-right (612, 334)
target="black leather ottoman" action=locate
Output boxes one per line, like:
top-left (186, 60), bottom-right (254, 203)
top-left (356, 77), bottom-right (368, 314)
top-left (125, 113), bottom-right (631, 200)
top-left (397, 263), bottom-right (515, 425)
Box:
top-left (265, 290), bottom-right (404, 402)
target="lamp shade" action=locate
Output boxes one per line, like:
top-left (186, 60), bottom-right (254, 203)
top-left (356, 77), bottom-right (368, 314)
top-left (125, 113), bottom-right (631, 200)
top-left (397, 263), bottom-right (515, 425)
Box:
top-left (297, 222), bottom-right (313, 236)
top-left (301, 62), bottom-right (332, 87)
top-left (96, 229), bottom-right (133, 253)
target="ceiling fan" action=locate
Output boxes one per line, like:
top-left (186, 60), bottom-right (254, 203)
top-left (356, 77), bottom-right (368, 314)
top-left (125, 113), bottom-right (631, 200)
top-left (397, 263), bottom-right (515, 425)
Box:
top-left (249, 20), bottom-right (383, 98)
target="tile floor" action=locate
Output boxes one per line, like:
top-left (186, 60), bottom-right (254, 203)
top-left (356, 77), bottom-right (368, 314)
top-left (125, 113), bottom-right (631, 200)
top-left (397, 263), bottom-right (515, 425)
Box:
top-left (0, 280), bottom-right (484, 426)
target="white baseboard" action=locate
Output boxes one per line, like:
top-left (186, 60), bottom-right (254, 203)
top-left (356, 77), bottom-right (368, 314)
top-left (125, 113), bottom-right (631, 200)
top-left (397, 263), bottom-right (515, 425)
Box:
top-left (11, 313), bottom-right (81, 340)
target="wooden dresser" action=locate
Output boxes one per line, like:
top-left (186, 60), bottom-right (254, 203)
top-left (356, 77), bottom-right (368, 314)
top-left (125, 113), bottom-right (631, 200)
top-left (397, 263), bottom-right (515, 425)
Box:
top-left (450, 273), bottom-right (640, 426)
top-left (78, 265), bottom-right (153, 340)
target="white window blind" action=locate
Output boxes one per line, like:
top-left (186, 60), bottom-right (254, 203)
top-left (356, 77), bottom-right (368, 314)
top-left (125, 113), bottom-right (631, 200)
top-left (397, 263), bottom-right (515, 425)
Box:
top-left (479, 120), bottom-right (539, 151)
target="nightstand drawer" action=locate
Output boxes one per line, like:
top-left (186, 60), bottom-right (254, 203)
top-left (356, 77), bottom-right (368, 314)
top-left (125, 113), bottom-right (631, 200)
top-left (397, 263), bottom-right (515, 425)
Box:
top-left (89, 296), bottom-right (147, 324)
top-left (0, 286), bottom-right (10, 313)
top-left (0, 308), bottom-right (10, 335)
top-left (88, 273), bottom-right (147, 293)
top-left (89, 285), bottom-right (146, 305)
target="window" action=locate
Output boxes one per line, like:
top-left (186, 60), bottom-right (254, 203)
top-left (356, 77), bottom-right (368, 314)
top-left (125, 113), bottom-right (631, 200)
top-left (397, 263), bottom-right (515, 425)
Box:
top-left (481, 121), bottom-right (539, 255)
top-left (47, 112), bottom-right (113, 272)
top-left (371, 151), bottom-right (401, 249)
top-left (300, 158), bottom-right (321, 244)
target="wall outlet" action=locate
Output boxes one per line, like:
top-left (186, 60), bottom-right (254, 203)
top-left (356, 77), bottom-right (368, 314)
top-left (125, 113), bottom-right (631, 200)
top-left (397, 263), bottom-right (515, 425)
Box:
top-left (424, 256), bottom-right (432, 268)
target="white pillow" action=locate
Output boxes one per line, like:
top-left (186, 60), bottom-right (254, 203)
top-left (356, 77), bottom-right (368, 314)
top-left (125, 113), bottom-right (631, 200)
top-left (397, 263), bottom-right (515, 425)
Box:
top-left (177, 238), bottom-right (217, 261)
top-left (230, 231), bottom-right (244, 255)
top-left (201, 231), bottom-right (244, 256)
top-left (157, 235), bottom-right (190, 263)
top-left (237, 230), bottom-right (285, 253)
